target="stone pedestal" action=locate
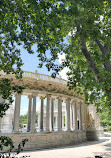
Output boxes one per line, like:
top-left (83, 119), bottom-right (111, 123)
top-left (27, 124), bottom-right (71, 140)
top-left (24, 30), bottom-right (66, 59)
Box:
top-left (86, 129), bottom-right (98, 141)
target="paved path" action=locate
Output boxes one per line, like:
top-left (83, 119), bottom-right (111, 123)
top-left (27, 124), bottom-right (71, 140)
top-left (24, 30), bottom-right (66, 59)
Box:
top-left (18, 133), bottom-right (111, 158)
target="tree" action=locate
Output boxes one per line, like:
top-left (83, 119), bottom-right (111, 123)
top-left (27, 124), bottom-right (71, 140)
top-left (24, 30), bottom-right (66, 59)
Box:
top-left (0, 0), bottom-right (24, 115)
top-left (19, 112), bottom-right (38, 126)
top-left (0, 0), bottom-right (111, 113)
top-left (97, 102), bottom-right (111, 131)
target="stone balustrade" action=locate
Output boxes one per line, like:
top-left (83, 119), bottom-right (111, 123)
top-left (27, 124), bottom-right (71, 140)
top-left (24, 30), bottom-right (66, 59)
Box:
top-left (0, 70), bottom-right (67, 85)
top-left (0, 70), bottom-right (83, 99)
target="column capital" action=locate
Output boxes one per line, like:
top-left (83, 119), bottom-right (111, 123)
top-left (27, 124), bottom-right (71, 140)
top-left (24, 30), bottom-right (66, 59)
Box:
top-left (75, 100), bottom-right (80, 106)
top-left (52, 96), bottom-right (59, 100)
top-left (32, 93), bottom-right (38, 97)
top-left (50, 97), bottom-right (55, 101)
top-left (78, 101), bottom-right (83, 106)
top-left (32, 95), bottom-right (37, 98)
top-left (28, 95), bottom-right (33, 99)
top-left (80, 101), bottom-right (84, 105)
top-left (74, 99), bottom-right (79, 103)
top-left (70, 100), bottom-right (75, 105)
top-left (57, 96), bottom-right (63, 101)
top-left (38, 93), bottom-right (46, 98)
top-left (46, 94), bottom-right (51, 97)
top-left (40, 96), bottom-right (45, 99)
top-left (65, 97), bottom-right (71, 103)
top-left (14, 93), bottom-right (21, 97)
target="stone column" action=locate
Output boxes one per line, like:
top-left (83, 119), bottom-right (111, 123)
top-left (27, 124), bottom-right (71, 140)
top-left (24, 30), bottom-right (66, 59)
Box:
top-left (84, 104), bottom-right (87, 129)
top-left (0, 118), bottom-right (2, 132)
top-left (46, 94), bottom-right (50, 131)
top-left (70, 103), bottom-right (73, 130)
top-left (13, 94), bottom-right (21, 133)
top-left (79, 102), bottom-right (82, 130)
top-left (40, 96), bottom-right (44, 131)
top-left (74, 101), bottom-right (78, 130)
top-left (62, 116), bottom-right (64, 129)
top-left (27, 95), bottom-right (32, 132)
top-left (56, 116), bottom-right (57, 129)
top-left (31, 96), bottom-right (36, 133)
top-left (0, 96), bottom-right (4, 132)
top-left (82, 103), bottom-right (86, 130)
top-left (51, 98), bottom-right (54, 131)
top-left (66, 98), bottom-right (71, 131)
top-left (58, 98), bottom-right (62, 131)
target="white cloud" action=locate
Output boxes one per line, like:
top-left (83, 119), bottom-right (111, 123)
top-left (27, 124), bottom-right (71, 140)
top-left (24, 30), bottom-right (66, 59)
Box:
top-left (58, 54), bottom-right (69, 80)
top-left (58, 54), bottom-right (66, 64)
top-left (59, 67), bottom-right (69, 80)
top-left (20, 107), bottom-right (28, 115)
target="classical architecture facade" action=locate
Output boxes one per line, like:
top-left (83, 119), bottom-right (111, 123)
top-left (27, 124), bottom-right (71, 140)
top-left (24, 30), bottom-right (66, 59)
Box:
top-left (0, 70), bottom-right (102, 150)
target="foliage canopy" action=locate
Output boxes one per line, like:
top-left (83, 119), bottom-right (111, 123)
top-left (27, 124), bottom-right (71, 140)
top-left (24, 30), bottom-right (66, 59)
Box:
top-left (0, 0), bottom-right (111, 112)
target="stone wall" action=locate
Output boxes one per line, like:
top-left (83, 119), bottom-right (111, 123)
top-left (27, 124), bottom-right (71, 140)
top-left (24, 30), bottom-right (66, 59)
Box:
top-left (0, 131), bottom-right (87, 151)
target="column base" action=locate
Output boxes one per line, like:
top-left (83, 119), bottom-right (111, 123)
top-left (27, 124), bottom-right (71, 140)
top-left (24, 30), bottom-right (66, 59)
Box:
top-left (45, 129), bottom-right (50, 132)
top-left (66, 129), bottom-right (71, 132)
top-left (73, 129), bottom-right (78, 132)
top-left (57, 129), bottom-right (64, 132)
top-left (31, 129), bottom-right (36, 133)
top-left (13, 131), bottom-right (20, 134)
top-left (27, 129), bottom-right (31, 132)
top-left (40, 129), bottom-right (44, 132)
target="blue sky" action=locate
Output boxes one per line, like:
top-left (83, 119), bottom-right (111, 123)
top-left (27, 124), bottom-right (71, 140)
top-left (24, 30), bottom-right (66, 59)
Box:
top-left (15, 44), bottom-right (68, 115)
top-left (18, 47), bottom-right (52, 115)
top-left (20, 44), bottom-right (59, 76)
top-left (20, 96), bottom-right (42, 115)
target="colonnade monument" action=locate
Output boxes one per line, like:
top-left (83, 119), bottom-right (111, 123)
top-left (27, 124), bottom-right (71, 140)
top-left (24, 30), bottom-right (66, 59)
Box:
top-left (0, 70), bottom-right (103, 151)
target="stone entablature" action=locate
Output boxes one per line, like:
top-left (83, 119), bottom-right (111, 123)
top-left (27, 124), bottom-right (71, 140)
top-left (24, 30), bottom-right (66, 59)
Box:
top-left (0, 70), bottom-right (83, 99)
